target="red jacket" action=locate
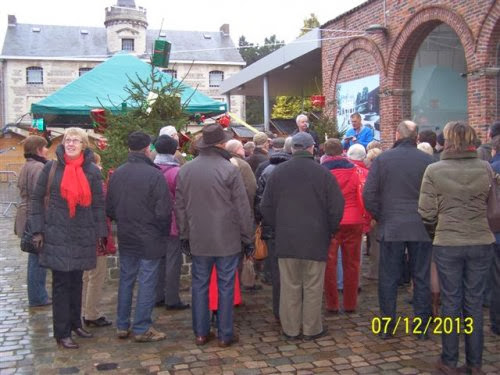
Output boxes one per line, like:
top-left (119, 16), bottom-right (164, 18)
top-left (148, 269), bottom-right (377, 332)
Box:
top-left (322, 156), bottom-right (364, 225)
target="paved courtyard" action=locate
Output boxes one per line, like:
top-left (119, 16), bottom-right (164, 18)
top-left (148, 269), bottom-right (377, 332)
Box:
top-left (0, 215), bottom-right (498, 375)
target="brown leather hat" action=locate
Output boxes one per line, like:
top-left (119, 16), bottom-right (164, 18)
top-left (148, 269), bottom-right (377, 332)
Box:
top-left (196, 124), bottom-right (233, 148)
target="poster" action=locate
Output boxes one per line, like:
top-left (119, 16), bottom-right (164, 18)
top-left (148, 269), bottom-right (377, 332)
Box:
top-left (336, 74), bottom-right (380, 141)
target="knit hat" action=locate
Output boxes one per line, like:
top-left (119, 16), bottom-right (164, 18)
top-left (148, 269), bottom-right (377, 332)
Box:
top-left (272, 137), bottom-right (285, 149)
top-left (155, 135), bottom-right (178, 155)
top-left (253, 132), bottom-right (268, 147)
top-left (159, 125), bottom-right (177, 138)
top-left (292, 132), bottom-right (314, 150)
top-left (128, 131), bottom-right (151, 151)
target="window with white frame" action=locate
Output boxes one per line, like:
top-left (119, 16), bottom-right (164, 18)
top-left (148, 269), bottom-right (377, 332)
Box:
top-left (122, 38), bottom-right (134, 51)
top-left (79, 68), bottom-right (92, 76)
top-left (162, 69), bottom-right (177, 79)
top-left (26, 67), bottom-right (43, 84)
top-left (209, 70), bottom-right (224, 87)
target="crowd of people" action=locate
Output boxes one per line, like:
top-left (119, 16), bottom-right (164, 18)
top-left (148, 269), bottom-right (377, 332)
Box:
top-left (15, 113), bottom-right (499, 375)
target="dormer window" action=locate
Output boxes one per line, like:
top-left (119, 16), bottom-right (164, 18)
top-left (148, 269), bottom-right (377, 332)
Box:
top-left (122, 38), bottom-right (134, 51)
top-left (26, 67), bottom-right (43, 84)
top-left (209, 71), bottom-right (224, 88)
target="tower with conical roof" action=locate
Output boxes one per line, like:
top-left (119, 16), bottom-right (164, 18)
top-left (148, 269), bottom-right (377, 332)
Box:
top-left (104, 0), bottom-right (148, 55)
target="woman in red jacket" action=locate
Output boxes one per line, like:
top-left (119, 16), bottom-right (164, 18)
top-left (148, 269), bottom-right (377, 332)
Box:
top-left (322, 139), bottom-right (366, 313)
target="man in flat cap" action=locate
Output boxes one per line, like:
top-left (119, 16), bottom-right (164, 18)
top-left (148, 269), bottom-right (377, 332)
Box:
top-left (107, 131), bottom-right (172, 342)
top-left (246, 132), bottom-right (270, 173)
top-left (261, 132), bottom-right (344, 340)
top-left (175, 124), bottom-right (254, 348)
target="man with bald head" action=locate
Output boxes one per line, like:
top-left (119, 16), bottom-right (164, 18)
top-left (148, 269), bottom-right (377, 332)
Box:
top-left (363, 120), bottom-right (434, 340)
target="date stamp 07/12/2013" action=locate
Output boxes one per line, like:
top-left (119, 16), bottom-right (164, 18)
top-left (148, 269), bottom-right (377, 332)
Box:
top-left (371, 316), bottom-right (474, 336)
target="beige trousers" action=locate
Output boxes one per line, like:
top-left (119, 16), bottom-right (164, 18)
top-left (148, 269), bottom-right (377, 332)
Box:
top-left (82, 256), bottom-right (107, 320)
top-left (278, 258), bottom-right (326, 337)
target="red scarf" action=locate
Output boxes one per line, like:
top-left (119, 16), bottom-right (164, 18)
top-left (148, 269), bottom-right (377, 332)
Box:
top-left (61, 153), bottom-right (92, 217)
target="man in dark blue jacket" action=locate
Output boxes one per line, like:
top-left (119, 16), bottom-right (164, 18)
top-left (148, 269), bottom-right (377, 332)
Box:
top-left (107, 131), bottom-right (171, 343)
top-left (261, 132), bottom-right (344, 340)
top-left (363, 120), bottom-right (434, 340)
top-left (488, 135), bottom-right (500, 336)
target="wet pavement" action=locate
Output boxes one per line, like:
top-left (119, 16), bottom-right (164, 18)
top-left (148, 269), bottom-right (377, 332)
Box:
top-left (0, 215), bottom-right (498, 375)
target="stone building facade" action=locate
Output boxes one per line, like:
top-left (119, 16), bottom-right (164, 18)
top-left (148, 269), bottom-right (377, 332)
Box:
top-left (322, 0), bottom-right (499, 145)
top-left (0, 0), bottom-right (245, 129)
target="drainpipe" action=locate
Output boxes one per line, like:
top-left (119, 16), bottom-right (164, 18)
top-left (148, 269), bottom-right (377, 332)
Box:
top-left (263, 75), bottom-right (269, 132)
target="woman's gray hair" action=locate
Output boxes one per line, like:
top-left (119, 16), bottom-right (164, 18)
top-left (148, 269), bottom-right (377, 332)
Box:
top-left (347, 144), bottom-right (366, 161)
top-left (225, 139), bottom-right (243, 154)
top-left (284, 136), bottom-right (293, 154)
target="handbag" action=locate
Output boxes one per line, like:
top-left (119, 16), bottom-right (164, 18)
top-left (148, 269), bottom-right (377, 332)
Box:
top-left (253, 224), bottom-right (268, 260)
top-left (486, 163), bottom-right (500, 232)
top-left (241, 256), bottom-right (256, 288)
top-left (20, 161), bottom-right (57, 253)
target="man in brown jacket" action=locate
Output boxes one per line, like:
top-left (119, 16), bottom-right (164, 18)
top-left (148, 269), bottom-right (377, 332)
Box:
top-left (175, 124), bottom-right (254, 348)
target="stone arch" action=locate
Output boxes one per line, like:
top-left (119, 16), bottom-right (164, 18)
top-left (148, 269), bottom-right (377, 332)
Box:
top-left (384, 6), bottom-right (475, 130)
top-left (475, 0), bottom-right (500, 67)
top-left (327, 37), bottom-right (386, 90)
top-left (323, 37), bottom-right (385, 118)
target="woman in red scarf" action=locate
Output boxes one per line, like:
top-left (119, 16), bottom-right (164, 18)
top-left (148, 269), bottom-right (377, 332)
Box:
top-left (30, 128), bottom-right (107, 349)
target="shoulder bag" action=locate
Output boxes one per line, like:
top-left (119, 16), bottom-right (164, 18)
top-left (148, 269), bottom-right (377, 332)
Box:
top-left (21, 161), bottom-right (57, 253)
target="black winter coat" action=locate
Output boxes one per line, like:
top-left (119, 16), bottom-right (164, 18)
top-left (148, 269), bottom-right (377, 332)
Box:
top-left (246, 148), bottom-right (269, 173)
top-left (106, 152), bottom-right (171, 259)
top-left (31, 146), bottom-right (107, 272)
top-left (363, 138), bottom-right (434, 242)
top-left (260, 151), bottom-right (344, 261)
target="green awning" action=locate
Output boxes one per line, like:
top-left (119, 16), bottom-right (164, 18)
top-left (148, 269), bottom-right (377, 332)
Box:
top-left (31, 53), bottom-right (227, 116)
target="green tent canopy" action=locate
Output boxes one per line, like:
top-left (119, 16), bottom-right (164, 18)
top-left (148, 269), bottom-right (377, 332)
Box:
top-left (31, 53), bottom-right (227, 121)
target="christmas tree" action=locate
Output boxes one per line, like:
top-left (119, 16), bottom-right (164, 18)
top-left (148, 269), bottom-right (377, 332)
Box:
top-left (97, 63), bottom-right (190, 173)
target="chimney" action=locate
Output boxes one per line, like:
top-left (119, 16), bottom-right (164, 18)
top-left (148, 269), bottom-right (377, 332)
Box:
top-left (8, 15), bottom-right (17, 27)
top-left (220, 24), bottom-right (229, 36)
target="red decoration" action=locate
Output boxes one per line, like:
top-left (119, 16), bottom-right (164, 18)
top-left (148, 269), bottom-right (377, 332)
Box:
top-left (217, 114), bottom-right (231, 128)
top-left (90, 109), bottom-right (107, 134)
top-left (97, 138), bottom-right (108, 151)
top-left (310, 95), bottom-right (325, 108)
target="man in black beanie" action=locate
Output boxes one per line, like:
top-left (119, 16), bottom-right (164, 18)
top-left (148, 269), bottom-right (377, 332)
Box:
top-left (107, 131), bottom-right (172, 342)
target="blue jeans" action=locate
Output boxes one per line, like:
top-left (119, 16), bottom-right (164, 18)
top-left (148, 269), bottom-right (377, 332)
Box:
top-left (117, 255), bottom-right (160, 334)
top-left (379, 241), bottom-right (432, 326)
top-left (191, 254), bottom-right (239, 341)
top-left (27, 253), bottom-right (49, 306)
top-left (491, 243), bottom-right (500, 334)
top-left (434, 245), bottom-right (493, 368)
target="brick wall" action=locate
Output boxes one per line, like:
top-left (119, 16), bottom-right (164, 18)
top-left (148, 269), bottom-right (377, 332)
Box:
top-left (322, 0), bottom-right (499, 146)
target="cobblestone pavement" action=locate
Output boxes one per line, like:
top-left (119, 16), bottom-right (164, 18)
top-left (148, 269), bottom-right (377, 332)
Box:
top-left (1, 216), bottom-right (499, 375)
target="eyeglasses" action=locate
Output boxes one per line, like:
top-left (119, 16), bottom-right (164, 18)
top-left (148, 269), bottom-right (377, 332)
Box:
top-left (64, 138), bottom-right (83, 145)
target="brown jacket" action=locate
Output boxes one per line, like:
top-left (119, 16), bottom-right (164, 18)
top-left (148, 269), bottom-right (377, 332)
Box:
top-left (175, 147), bottom-right (253, 257)
top-left (14, 158), bottom-right (45, 237)
top-left (230, 153), bottom-right (256, 217)
top-left (418, 150), bottom-right (495, 246)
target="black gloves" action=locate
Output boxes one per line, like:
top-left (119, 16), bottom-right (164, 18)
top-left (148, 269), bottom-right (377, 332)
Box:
top-left (32, 233), bottom-right (44, 250)
top-left (243, 243), bottom-right (255, 257)
top-left (180, 239), bottom-right (191, 257)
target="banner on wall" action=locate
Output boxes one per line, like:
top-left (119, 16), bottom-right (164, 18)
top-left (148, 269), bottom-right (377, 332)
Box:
top-left (336, 74), bottom-right (380, 141)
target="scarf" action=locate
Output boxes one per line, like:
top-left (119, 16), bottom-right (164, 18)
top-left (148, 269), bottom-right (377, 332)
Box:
top-left (154, 153), bottom-right (180, 166)
top-left (24, 153), bottom-right (47, 164)
top-left (60, 153), bottom-right (92, 217)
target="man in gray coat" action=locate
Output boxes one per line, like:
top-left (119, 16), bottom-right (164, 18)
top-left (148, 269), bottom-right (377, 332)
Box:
top-left (175, 124), bottom-right (254, 348)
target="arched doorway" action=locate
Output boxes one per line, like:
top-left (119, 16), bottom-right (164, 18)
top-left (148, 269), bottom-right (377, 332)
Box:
top-left (411, 24), bottom-right (467, 133)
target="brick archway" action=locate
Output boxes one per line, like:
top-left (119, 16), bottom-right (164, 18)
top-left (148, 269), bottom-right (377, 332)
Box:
top-left (323, 37), bottom-right (385, 117)
top-left (384, 7), bottom-right (475, 134)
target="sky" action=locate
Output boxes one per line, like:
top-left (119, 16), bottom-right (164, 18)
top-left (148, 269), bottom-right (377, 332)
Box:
top-left (0, 0), bottom-right (366, 48)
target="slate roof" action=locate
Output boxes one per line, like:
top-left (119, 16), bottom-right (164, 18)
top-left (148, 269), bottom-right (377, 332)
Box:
top-left (1, 23), bottom-right (245, 63)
